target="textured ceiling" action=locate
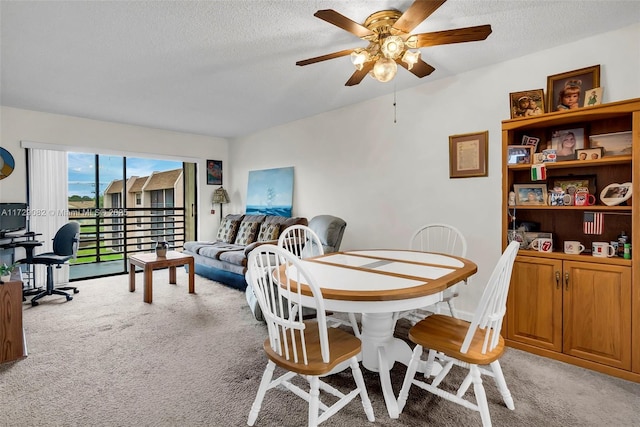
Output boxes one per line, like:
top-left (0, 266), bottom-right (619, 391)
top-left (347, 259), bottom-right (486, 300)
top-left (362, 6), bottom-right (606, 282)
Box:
top-left (1, 1), bottom-right (639, 139)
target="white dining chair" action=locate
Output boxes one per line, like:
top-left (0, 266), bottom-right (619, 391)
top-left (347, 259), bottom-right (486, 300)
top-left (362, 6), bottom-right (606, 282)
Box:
top-left (278, 224), bottom-right (361, 337)
top-left (246, 244), bottom-right (375, 427)
top-left (396, 241), bottom-right (520, 427)
top-left (397, 223), bottom-right (468, 324)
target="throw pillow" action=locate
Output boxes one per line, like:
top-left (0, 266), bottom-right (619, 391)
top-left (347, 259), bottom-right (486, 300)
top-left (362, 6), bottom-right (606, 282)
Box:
top-left (257, 222), bottom-right (280, 242)
top-left (216, 218), bottom-right (241, 243)
top-left (234, 221), bottom-right (261, 245)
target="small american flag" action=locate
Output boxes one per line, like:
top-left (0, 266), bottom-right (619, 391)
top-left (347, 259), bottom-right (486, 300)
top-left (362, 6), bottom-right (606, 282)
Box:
top-left (583, 212), bottom-right (604, 234)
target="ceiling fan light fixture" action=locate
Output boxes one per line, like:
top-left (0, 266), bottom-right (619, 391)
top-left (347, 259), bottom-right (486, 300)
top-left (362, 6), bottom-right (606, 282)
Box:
top-left (350, 49), bottom-right (370, 71)
top-left (402, 50), bottom-right (420, 70)
top-left (372, 57), bottom-right (397, 82)
top-left (381, 35), bottom-right (405, 59)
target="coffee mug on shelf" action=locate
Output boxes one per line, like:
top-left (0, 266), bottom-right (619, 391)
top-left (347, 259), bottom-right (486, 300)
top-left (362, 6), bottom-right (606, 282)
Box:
top-left (564, 241), bottom-right (586, 254)
top-left (531, 237), bottom-right (553, 253)
top-left (574, 189), bottom-right (596, 206)
top-left (592, 242), bottom-right (616, 257)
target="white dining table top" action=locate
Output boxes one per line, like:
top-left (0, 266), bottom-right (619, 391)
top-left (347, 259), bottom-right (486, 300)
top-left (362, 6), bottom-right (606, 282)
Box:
top-left (285, 249), bottom-right (478, 302)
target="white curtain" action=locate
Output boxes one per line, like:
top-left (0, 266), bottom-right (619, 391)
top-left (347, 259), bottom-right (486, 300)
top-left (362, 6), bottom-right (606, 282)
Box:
top-left (28, 148), bottom-right (69, 287)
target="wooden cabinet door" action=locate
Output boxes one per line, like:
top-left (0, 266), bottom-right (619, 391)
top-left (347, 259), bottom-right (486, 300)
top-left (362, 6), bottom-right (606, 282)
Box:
top-left (507, 256), bottom-right (563, 351)
top-left (563, 261), bottom-right (631, 370)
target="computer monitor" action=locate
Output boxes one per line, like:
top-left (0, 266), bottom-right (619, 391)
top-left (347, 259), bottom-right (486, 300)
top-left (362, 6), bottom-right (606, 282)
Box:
top-left (0, 203), bottom-right (28, 237)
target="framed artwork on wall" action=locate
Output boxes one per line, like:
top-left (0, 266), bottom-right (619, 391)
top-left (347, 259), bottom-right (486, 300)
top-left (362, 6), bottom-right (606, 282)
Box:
top-left (207, 160), bottom-right (222, 185)
top-left (448, 131), bottom-right (488, 178)
top-left (246, 166), bottom-right (294, 217)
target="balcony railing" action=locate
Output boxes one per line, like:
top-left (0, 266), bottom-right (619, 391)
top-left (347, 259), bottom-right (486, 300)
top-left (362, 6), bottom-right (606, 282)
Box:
top-left (67, 207), bottom-right (185, 265)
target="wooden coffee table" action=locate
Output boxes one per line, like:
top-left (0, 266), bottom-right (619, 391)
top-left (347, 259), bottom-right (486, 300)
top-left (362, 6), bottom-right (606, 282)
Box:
top-left (128, 251), bottom-right (195, 303)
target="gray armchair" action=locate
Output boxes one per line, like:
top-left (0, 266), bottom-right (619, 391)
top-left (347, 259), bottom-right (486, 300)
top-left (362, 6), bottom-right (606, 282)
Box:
top-left (307, 215), bottom-right (346, 254)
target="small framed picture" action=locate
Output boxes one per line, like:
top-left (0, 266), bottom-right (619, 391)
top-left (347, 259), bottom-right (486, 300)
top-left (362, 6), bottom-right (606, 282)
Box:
top-left (449, 131), bottom-right (488, 178)
top-left (552, 175), bottom-right (597, 197)
top-left (207, 159), bottom-right (223, 185)
top-left (522, 135), bottom-right (540, 152)
top-left (547, 65), bottom-right (600, 112)
top-left (583, 87), bottom-right (603, 107)
top-left (589, 131), bottom-right (632, 157)
top-left (551, 127), bottom-right (585, 160)
top-left (513, 184), bottom-right (548, 206)
top-left (576, 147), bottom-right (604, 161)
top-left (600, 182), bottom-right (633, 206)
top-left (507, 145), bottom-right (533, 165)
top-left (509, 89), bottom-right (545, 118)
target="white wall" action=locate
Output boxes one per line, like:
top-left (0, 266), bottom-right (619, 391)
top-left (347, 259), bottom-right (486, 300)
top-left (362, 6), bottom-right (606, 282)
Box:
top-left (0, 107), bottom-right (228, 238)
top-left (228, 23), bottom-right (640, 316)
top-left (1, 24), bottom-right (637, 317)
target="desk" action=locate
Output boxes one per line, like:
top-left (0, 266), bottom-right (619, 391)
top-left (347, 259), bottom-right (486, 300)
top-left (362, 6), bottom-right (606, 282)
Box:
top-left (280, 249), bottom-right (477, 418)
top-left (128, 251), bottom-right (195, 303)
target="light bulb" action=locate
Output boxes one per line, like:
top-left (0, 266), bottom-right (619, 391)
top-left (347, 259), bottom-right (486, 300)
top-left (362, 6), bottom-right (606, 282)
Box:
top-left (402, 50), bottom-right (420, 70)
top-left (381, 36), bottom-right (405, 59)
top-left (372, 58), bottom-right (397, 82)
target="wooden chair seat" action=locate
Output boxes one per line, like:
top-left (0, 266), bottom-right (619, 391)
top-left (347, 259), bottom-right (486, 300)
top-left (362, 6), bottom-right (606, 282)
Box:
top-left (264, 322), bottom-right (362, 376)
top-left (408, 314), bottom-right (504, 365)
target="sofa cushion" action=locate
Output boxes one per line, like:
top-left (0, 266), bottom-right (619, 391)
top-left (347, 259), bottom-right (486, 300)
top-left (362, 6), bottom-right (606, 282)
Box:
top-left (218, 249), bottom-right (248, 267)
top-left (199, 243), bottom-right (244, 259)
top-left (262, 216), bottom-right (308, 238)
top-left (216, 215), bottom-right (243, 243)
top-left (257, 222), bottom-right (280, 242)
top-left (232, 215), bottom-right (265, 245)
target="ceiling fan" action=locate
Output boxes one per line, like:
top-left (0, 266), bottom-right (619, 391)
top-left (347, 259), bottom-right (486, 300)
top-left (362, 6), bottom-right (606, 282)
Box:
top-left (296, 0), bottom-right (492, 86)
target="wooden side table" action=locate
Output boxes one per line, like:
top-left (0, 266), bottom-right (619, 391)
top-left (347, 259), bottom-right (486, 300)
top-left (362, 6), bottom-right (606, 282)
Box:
top-left (128, 251), bottom-right (195, 303)
top-left (1, 276), bottom-right (25, 363)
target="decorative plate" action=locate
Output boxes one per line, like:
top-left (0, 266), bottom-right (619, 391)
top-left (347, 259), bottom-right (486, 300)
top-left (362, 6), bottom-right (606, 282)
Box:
top-left (0, 147), bottom-right (16, 180)
top-left (600, 182), bottom-right (632, 206)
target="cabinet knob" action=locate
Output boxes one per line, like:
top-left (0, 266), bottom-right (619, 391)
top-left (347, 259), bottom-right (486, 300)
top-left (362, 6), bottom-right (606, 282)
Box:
top-left (555, 271), bottom-right (560, 289)
top-left (565, 272), bottom-right (570, 290)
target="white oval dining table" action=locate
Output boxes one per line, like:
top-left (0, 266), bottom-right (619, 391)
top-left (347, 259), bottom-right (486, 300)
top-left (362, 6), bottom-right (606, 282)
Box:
top-left (277, 249), bottom-right (478, 418)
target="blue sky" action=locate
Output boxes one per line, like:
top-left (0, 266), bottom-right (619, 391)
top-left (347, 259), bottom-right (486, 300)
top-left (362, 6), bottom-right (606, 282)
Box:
top-left (67, 153), bottom-right (182, 198)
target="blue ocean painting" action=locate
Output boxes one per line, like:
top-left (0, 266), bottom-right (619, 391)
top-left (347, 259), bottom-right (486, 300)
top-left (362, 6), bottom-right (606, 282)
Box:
top-left (246, 167), bottom-right (294, 217)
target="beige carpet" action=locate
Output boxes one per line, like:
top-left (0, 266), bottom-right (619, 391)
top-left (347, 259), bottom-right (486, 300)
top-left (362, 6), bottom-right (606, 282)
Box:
top-left (2, 269), bottom-right (639, 427)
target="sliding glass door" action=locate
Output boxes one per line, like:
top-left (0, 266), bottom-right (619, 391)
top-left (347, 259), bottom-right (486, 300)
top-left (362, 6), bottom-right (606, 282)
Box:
top-left (67, 153), bottom-right (195, 280)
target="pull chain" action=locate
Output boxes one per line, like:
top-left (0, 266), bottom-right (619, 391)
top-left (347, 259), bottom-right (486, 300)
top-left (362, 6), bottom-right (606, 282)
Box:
top-left (393, 85), bottom-right (397, 124)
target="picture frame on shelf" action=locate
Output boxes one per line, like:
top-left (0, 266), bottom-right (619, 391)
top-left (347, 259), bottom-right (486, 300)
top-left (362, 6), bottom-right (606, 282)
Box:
top-left (513, 183), bottom-right (548, 206)
top-left (448, 131), bottom-right (488, 178)
top-left (552, 174), bottom-right (597, 197)
top-left (547, 64), bottom-right (600, 112)
top-left (583, 87), bottom-right (603, 107)
top-left (551, 127), bottom-right (585, 161)
top-left (507, 145), bottom-right (533, 165)
top-left (521, 135), bottom-right (540, 152)
top-left (600, 182), bottom-right (632, 206)
top-left (576, 147), bottom-right (603, 161)
top-left (589, 131), bottom-right (632, 157)
top-left (509, 89), bottom-right (545, 118)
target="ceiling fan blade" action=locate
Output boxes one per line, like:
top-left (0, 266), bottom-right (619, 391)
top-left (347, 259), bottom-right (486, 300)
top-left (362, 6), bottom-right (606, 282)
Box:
top-left (414, 25), bottom-right (492, 47)
top-left (393, 0), bottom-right (447, 34)
top-left (314, 9), bottom-right (374, 38)
top-left (296, 49), bottom-right (355, 66)
top-left (345, 62), bottom-right (374, 86)
top-left (397, 58), bottom-right (435, 78)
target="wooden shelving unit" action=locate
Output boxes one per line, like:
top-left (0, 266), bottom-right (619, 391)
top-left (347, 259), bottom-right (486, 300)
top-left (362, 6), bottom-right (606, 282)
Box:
top-left (501, 98), bottom-right (640, 382)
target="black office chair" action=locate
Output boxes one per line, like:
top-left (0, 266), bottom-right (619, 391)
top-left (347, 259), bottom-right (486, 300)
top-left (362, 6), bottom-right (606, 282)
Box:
top-left (28, 221), bottom-right (80, 306)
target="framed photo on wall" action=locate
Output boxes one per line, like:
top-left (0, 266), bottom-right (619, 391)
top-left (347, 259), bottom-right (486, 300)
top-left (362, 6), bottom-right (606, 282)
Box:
top-left (449, 131), bottom-right (488, 178)
top-left (207, 159), bottom-right (223, 185)
top-left (547, 65), bottom-right (600, 112)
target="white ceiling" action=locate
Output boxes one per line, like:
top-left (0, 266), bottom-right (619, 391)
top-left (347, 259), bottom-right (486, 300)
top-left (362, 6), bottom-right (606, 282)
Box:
top-left (1, 1), bottom-right (639, 139)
